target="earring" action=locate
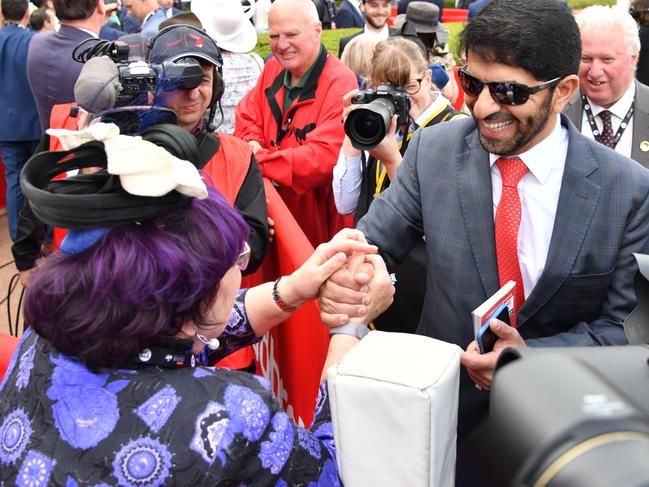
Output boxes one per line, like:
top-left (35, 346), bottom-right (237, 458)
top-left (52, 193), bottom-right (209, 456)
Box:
top-left (193, 325), bottom-right (220, 350)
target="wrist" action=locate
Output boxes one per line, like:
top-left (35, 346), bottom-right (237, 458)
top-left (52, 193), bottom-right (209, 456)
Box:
top-left (329, 322), bottom-right (370, 340)
top-left (272, 276), bottom-right (304, 312)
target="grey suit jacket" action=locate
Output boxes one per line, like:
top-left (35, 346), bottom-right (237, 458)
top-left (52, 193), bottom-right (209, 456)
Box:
top-left (563, 81), bottom-right (649, 168)
top-left (26, 25), bottom-right (93, 130)
top-left (357, 114), bottom-right (649, 441)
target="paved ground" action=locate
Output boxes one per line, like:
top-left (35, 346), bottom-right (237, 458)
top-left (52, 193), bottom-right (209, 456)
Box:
top-left (0, 210), bottom-right (25, 337)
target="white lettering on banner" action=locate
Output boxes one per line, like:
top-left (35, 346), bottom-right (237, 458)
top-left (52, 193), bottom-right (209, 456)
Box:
top-left (253, 333), bottom-right (306, 427)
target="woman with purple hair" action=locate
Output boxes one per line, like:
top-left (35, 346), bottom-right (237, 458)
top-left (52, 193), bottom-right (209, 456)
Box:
top-left (0, 124), bottom-right (386, 486)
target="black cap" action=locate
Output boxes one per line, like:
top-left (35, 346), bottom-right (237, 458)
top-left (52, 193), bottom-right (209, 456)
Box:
top-left (147, 25), bottom-right (222, 68)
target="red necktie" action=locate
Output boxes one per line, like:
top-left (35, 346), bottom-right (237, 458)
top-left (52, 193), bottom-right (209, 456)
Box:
top-left (495, 157), bottom-right (528, 318)
top-left (596, 110), bottom-right (616, 149)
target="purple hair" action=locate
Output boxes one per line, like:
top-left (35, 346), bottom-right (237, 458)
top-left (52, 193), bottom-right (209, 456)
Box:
top-left (24, 188), bottom-right (249, 369)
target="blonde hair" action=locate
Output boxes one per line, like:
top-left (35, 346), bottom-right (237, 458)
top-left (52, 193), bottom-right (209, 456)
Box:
top-left (340, 33), bottom-right (382, 78)
top-left (371, 37), bottom-right (428, 89)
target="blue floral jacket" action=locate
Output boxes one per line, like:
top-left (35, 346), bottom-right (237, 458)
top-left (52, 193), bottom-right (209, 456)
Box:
top-left (0, 292), bottom-right (339, 486)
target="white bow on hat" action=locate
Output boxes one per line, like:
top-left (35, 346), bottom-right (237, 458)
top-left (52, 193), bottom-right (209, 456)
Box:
top-left (47, 123), bottom-right (208, 200)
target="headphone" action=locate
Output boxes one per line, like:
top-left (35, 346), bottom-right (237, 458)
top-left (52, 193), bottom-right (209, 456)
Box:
top-left (147, 24), bottom-right (225, 131)
top-left (630, 4), bottom-right (649, 19)
top-left (140, 124), bottom-right (201, 167)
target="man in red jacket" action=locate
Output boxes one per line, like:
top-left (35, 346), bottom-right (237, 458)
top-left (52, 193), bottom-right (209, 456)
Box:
top-left (235, 0), bottom-right (358, 247)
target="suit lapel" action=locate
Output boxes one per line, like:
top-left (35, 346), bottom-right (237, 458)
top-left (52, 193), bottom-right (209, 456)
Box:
top-left (457, 129), bottom-right (501, 298)
top-left (631, 80), bottom-right (649, 168)
top-left (518, 117), bottom-right (600, 326)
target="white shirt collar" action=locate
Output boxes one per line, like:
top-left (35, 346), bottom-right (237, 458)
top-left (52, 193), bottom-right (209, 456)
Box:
top-left (75, 26), bottom-right (99, 37)
top-left (363, 23), bottom-right (390, 39)
top-left (586, 82), bottom-right (635, 120)
top-left (489, 113), bottom-right (566, 185)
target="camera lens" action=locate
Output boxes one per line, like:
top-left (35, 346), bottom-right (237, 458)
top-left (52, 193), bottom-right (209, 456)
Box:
top-left (344, 98), bottom-right (396, 151)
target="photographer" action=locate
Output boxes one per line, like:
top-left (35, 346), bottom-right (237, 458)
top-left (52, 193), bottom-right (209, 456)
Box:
top-left (332, 36), bottom-right (465, 334)
top-left (333, 36), bottom-right (465, 219)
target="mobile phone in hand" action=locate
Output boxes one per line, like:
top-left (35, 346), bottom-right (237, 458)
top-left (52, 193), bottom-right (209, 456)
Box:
top-left (476, 303), bottom-right (511, 354)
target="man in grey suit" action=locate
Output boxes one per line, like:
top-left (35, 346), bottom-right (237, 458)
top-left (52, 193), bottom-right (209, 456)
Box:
top-left (564, 5), bottom-right (649, 167)
top-left (319, 0), bottom-right (649, 470)
top-left (26, 0), bottom-right (110, 129)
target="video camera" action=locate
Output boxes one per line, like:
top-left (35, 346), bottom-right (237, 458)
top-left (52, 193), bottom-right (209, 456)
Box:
top-left (344, 84), bottom-right (411, 151)
top-left (73, 40), bottom-right (204, 134)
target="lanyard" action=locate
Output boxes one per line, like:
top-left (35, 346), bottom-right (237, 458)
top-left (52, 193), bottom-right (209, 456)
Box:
top-left (583, 95), bottom-right (634, 150)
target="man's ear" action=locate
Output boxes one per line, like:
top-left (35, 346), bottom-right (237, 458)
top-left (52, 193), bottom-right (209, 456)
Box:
top-left (551, 74), bottom-right (579, 114)
top-left (97, 0), bottom-right (107, 16)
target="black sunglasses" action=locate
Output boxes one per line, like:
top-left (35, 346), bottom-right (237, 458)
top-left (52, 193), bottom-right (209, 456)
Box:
top-left (458, 66), bottom-right (562, 106)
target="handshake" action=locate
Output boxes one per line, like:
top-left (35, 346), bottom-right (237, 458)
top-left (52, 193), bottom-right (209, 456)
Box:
top-left (287, 228), bottom-right (396, 332)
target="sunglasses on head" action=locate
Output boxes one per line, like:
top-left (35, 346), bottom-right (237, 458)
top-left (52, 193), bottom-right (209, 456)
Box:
top-left (236, 241), bottom-right (251, 271)
top-left (457, 66), bottom-right (562, 106)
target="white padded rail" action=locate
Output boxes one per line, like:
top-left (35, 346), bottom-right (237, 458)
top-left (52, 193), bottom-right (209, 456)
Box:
top-left (327, 331), bottom-right (461, 487)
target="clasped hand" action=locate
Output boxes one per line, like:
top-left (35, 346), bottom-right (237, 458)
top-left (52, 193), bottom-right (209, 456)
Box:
top-left (317, 230), bottom-right (395, 327)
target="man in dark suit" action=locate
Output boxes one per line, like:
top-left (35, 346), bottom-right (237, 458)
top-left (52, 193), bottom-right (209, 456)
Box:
top-left (27, 0), bottom-right (110, 130)
top-left (319, 0), bottom-right (649, 475)
top-left (334, 0), bottom-right (364, 28)
top-left (0, 0), bottom-right (42, 240)
top-left (338, 0), bottom-right (397, 57)
top-left (563, 5), bottom-right (649, 168)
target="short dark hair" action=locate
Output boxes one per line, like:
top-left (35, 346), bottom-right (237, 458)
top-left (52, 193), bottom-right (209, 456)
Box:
top-left (29, 7), bottom-right (50, 31)
top-left (52, 0), bottom-right (97, 21)
top-left (459, 0), bottom-right (581, 81)
top-left (1, 0), bottom-right (29, 21)
top-left (24, 188), bottom-right (249, 370)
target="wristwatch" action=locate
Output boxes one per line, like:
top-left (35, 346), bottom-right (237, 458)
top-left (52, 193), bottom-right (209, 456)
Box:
top-left (329, 323), bottom-right (371, 340)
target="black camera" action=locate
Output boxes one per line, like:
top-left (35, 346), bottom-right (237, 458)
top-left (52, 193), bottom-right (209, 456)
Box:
top-left (108, 43), bottom-right (203, 107)
top-left (344, 84), bottom-right (411, 151)
top-left (465, 346), bottom-right (649, 486)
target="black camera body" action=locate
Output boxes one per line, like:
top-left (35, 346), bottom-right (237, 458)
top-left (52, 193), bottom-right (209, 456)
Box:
top-left (108, 43), bottom-right (203, 107)
top-left (344, 84), bottom-right (411, 151)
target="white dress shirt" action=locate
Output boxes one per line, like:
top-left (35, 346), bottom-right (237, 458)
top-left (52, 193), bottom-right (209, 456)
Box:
top-left (364, 24), bottom-right (390, 40)
top-left (490, 114), bottom-right (568, 298)
top-left (332, 93), bottom-right (451, 214)
top-left (580, 82), bottom-right (635, 159)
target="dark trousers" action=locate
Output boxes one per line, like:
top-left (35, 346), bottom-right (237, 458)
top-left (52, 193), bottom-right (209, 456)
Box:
top-left (0, 140), bottom-right (39, 240)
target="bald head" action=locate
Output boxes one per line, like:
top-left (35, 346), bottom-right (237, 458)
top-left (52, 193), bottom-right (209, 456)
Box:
top-left (270, 0), bottom-right (320, 24)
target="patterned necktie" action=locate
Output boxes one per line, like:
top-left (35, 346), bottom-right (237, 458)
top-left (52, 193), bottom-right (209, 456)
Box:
top-left (596, 110), bottom-right (616, 149)
top-left (495, 157), bottom-right (528, 318)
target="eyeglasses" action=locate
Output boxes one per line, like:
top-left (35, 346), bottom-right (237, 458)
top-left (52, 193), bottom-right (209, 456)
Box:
top-left (404, 77), bottom-right (425, 95)
top-left (457, 66), bottom-right (562, 106)
top-left (236, 241), bottom-right (251, 271)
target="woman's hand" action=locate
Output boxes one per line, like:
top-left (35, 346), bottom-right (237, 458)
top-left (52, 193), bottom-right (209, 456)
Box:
top-left (280, 229), bottom-right (378, 307)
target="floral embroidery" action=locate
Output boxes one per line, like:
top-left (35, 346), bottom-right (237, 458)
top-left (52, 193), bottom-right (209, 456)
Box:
top-left (47, 354), bottom-right (128, 449)
top-left (16, 450), bottom-right (55, 487)
top-left (224, 384), bottom-right (269, 442)
top-left (135, 385), bottom-right (180, 433)
top-left (0, 330), bottom-right (32, 394)
top-left (15, 340), bottom-right (37, 390)
top-left (190, 401), bottom-right (230, 464)
top-left (0, 408), bottom-right (32, 464)
top-left (297, 429), bottom-right (321, 459)
top-left (259, 413), bottom-right (292, 474)
top-left (313, 423), bottom-right (335, 461)
top-left (112, 437), bottom-right (172, 487)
